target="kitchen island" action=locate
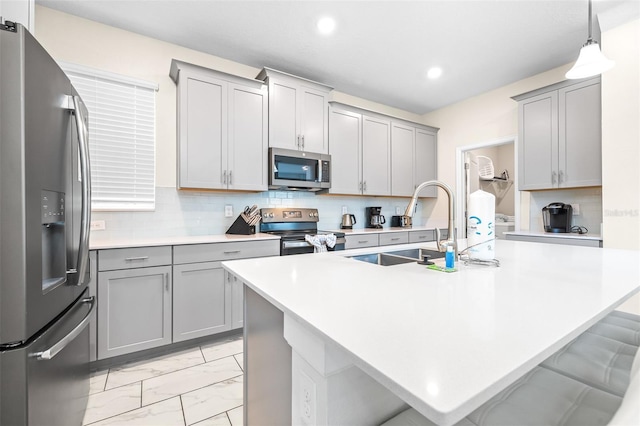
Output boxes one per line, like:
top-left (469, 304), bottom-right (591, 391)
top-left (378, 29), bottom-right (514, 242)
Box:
top-left (222, 240), bottom-right (640, 426)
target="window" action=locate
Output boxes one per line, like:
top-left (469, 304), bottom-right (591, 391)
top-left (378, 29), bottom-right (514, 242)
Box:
top-left (61, 63), bottom-right (157, 211)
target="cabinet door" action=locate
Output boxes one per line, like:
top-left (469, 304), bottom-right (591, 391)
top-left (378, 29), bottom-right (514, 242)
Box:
top-left (415, 128), bottom-right (438, 197)
top-left (329, 108), bottom-right (362, 194)
top-left (228, 83), bottom-right (268, 191)
top-left (268, 79), bottom-right (299, 150)
top-left (231, 274), bottom-right (244, 329)
top-left (559, 80), bottom-right (602, 188)
top-left (300, 86), bottom-right (329, 153)
top-left (97, 266), bottom-right (172, 359)
top-left (362, 115), bottom-right (391, 196)
top-left (391, 123), bottom-right (415, 197)
top-left (518, 91), bottom-right (558, 190)
top-left (173, 262), bottom-right (231, 343)
top-left (178, 74), bottom-right (227, 189)
top-left (88, 251), bottom-right (97, 362)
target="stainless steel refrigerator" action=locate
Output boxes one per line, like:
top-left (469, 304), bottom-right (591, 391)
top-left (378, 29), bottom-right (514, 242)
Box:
top-left (0, 21), bottom-right (94, 425)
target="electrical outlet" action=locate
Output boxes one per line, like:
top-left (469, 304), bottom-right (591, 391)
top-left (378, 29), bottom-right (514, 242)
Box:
top-left (224, 205), bottom-right (233, 217)
top-left (299, 372), bottom-right (316, 425)
top-left (341, 205), bottom-right (348, 215)
top-left (571, 203), bottom-right (580, 215)
top-left (90, 220), bottom-right (106, 231)
top-left (396, 206), bottom-right (402, 215)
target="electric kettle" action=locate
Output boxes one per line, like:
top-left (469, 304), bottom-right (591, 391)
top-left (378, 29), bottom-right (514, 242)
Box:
top-left (341, 214), bottom-right (356, 229)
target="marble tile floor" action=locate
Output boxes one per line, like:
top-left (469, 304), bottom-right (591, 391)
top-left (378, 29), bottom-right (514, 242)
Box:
top-left (83, 336), bottom-right (244, 426)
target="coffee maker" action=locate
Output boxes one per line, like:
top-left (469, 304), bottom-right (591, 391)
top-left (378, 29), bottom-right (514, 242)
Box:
top-left (542, 202), bottom-right (573, 233)
top-left (365, 207), bottom-right (386, 229)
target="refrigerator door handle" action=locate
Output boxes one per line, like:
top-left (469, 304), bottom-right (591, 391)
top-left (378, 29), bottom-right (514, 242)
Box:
top-left (32, 296), bottom-right (95, 361)
top-left (71, 95), bottom-right (92, 285)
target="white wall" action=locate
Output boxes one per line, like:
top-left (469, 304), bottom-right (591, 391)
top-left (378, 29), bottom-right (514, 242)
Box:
top-left (601, 18), bottom-right (640, 314)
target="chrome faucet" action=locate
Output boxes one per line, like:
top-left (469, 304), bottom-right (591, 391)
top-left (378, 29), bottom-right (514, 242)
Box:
top-left (404, 180), bottom-right (457, 256)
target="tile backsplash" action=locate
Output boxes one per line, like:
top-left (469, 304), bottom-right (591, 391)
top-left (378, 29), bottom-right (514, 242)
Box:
top-left (529, 187), bottom-right (603, 235)
top-left (90, 187), bottom-right (437, 242)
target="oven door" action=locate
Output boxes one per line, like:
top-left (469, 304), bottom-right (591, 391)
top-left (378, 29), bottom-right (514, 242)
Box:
top-left (280, 237), bottom-right (346, 256)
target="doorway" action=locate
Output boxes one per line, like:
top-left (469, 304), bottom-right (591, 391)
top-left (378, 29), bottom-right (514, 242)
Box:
top-left (455, 136), bottom-right (519, 239)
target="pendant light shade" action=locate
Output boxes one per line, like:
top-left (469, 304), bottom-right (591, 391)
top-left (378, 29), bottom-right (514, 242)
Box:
top-left (565, 0), bottom-right (615, 79)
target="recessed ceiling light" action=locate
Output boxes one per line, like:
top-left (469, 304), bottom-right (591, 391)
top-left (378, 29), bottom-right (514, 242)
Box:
top-left (427, 67), bottom-right (443, 79)
top-left (317, 16), bottom-right (336, 35)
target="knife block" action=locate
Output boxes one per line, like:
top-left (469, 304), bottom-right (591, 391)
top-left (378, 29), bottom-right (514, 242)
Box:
top-left (226, 215), bottom-right (256, 235)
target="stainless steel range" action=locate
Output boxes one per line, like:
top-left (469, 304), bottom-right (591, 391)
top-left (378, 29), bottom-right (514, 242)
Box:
top-left (260, 208), bottom-right (346, 255)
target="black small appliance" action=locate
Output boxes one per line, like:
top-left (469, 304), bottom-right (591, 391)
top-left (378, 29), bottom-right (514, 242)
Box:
top-left (542, 202), bottom-right (573, 233)
top-left (366, 207), bottom-right (385, 229)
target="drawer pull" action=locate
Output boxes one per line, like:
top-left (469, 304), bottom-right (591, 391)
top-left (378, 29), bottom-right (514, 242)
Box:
top-left (390, 238), bottom-right (400, 241)
top-left (125, 256), bottom-right (149, 262)
top-left (224, 250), bottom-right (241, 254)
top-left (418, 236), bottom-right (426, 239)
top-left (358, 240), bottom-right (368, 244)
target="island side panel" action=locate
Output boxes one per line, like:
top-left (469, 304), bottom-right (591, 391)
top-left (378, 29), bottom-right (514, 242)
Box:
top-left (244, 286), bottom-right (292, 425)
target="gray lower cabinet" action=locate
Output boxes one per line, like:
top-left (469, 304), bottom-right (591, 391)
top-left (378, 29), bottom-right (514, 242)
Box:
top-left (88, 251), bottom-right (98, 362)
top-left (97, 265), bottom-right (172, 359)
top-left (379, 232), bottom-right (409, 246)
top-left (173, 262), bottom-right (231, 342)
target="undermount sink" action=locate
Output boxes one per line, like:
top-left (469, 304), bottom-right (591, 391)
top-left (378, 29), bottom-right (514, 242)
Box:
top-left (349, 248), bottom-right (445, 267)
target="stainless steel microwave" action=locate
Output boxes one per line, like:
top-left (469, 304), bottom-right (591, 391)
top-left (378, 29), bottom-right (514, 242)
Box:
top-left (269, 148), bottom-right (331, 191)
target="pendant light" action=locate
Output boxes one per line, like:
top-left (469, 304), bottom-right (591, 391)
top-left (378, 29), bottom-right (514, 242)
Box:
top-left (565, 0), bottom-right (615, 79)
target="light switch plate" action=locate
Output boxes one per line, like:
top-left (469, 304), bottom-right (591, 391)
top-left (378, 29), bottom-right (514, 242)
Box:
top-left (225, 205), bottom-right (233, 217)
top-left (396, 206), bottom-right (402, 215)
top-left (341, 206), bottom-right (348, 215)
top-left (571, 203), bottom-right (580, 215)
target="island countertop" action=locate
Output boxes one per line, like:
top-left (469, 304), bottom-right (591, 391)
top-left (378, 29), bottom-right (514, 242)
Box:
top-left (222, 240), bottom-right (640, 425)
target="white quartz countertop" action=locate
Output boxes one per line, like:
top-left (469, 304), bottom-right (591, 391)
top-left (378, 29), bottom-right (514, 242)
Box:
top-left (505, 230), bottom-right (602, 241)
top-left (90, 232), bottom-right (280, 250)
top-left (222, 240), bottom-right (640, 425)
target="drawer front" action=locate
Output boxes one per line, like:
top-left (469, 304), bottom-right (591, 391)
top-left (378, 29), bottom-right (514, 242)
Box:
top-left (409, 230), bottom-right (436, 243)
top-left (98, 246), bottom-right (172, 271)
top-left (378, 232), bottom-right (409, 246)
top-left (345, 234), bottom-right (379, 250)
top-left (173, 239), bottom-right (280, 264)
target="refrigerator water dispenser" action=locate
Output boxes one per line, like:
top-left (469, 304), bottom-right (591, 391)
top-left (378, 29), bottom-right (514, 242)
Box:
top-left (41, 190), bottom-right (67, 292)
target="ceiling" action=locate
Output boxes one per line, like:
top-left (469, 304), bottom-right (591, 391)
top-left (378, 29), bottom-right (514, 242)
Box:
top-left (36, 0), bottom-right (638, 114)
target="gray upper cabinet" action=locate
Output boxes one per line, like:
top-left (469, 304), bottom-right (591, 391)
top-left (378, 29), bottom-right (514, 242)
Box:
top-left (362, 115), bottom-right (392, 196)
top-left (170, 60), bottom-right (268, 191)
top-left (414, 128), bottom-right (438, 197)
top-left (514, 77), bottom-right (601, 190)
top-left (257, 67), bottom-right (332, 154)
top-left (328, 107), bottom-right (362, 194)
top-left (329, 103), bottom-right (437, 197)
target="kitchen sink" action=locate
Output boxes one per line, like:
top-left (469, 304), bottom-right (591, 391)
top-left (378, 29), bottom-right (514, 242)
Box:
top-left (348, 247), bottom-right (445, 266)
top-left (383, 248), bottom-right (446, 261)
top-left (349, 253), bottom-right (418, 266)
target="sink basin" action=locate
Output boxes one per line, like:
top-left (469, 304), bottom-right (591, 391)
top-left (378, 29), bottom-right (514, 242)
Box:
top-left (349, 253), bottom-right (418, 266)
top-left (384, 248), bottom-right (446, 261)
top-left (348, 247), bottom-right (446, 267)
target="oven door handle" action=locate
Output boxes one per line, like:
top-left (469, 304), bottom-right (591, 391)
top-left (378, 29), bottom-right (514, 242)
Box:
top-left (282, 237), bottom-right (346, 249)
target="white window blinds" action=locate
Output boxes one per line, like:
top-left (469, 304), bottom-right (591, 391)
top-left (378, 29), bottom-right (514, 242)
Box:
top-left (61, 63), bottom-right (157, 211)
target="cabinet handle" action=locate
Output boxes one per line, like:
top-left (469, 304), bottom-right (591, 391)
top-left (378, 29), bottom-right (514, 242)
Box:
top-left (296, 135), bottom-right (300, 149)
top-left (391, 238), bottom-right (400, 241)
top-left (222, 171), bottom-right (227, 185)
top-left (418, 236), bottom-right (426, 239)
top-left (164, 273), bottom-right (169, 292)
top-left (224, 250), bottom-right (241, 254)
top-left (558, 170), bottom-right (564, 183)
top-left (359, 181), bottom-right (362, 191)
top-left (551, 171), bottom-right (557, 184)
top-left (125, 256), bottom-right (149, 262)
top-left (301, 135), bottom-right (305, 150)
top-left (363, 181), bottom-right (367, 192)
top-left (358, 240), bottom-right (368, 244)
top-left (229, 170), bottom-right (232, 185)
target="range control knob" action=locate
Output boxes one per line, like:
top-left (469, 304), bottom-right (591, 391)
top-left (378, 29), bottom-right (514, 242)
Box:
top-left (269, 213), bottom-right (274, 218)
top-left (313, 212), bottom-right (318, 217)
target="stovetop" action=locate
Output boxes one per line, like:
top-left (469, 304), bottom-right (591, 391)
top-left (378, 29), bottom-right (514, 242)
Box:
top-left (267, 229), bottom-right (343, 240)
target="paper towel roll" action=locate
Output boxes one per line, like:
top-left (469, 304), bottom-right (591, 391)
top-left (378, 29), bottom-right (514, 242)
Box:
top-left (467, 189), bottom-right (496, 260)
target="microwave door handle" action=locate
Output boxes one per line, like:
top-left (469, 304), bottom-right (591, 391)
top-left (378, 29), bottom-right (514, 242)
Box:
top-left (71, 95), bottom-right (92, 285)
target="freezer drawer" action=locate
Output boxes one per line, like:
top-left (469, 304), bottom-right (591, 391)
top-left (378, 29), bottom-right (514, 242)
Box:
top-left (0, 289), bottom-right (94, 426)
